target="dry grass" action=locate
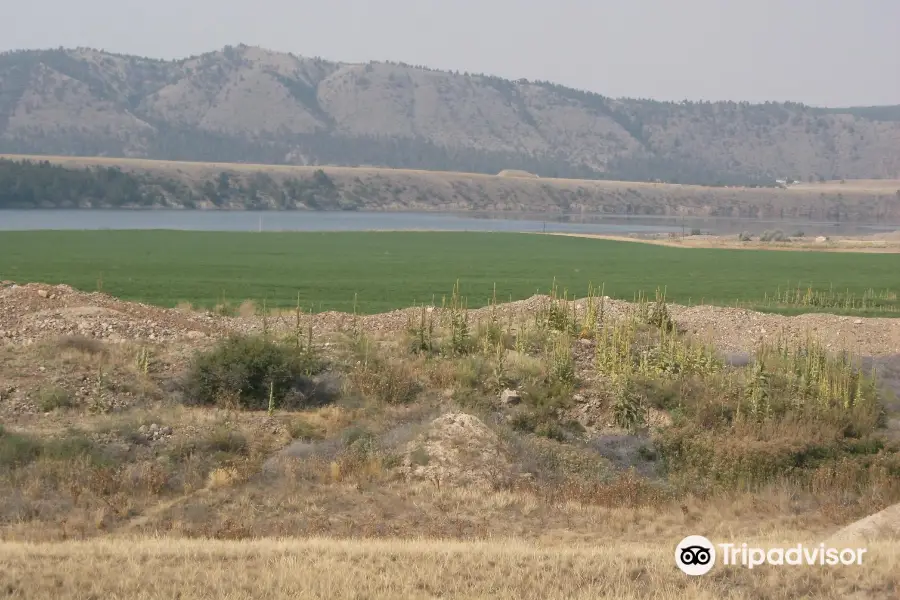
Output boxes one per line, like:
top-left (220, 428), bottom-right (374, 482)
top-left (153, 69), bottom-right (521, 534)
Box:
top-left (0, 536), bottom-right (897, 599)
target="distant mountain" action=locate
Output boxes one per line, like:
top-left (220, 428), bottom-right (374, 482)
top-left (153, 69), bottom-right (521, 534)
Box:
top-left (1, 44), bottom-right (899, 185)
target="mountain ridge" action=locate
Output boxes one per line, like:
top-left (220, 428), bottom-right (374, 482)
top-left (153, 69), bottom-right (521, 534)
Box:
top-left (1, 43), bottom-right (899, 185)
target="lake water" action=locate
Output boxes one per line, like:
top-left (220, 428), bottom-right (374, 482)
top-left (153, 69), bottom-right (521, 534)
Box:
top-left (0, 210), bottom-right (897, 236)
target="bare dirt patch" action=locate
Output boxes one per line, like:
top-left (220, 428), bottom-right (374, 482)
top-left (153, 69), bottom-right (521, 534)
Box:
top-left (397, 412), bottom-right (511, 488)
top-left (540, 232), bottom-right (900, 254)
top-left (827, 502), bottom-right (900, 545)
top-left (497, 169), bottom-right (539, 178)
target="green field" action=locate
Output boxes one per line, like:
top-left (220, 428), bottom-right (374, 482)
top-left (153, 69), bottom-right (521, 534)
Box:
top-left (0, 231), bottom-right (898, 315)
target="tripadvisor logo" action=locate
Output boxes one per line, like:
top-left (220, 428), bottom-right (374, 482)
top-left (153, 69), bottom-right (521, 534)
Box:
top-left (675, 535), bottom-right (868, 575)
top-left (675, 535), bottom-right (716, 576)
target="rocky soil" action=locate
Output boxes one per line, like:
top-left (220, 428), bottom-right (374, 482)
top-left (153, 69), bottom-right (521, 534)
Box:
top-left (4, 278), bottom-right (899, 426)
top-left (397, 412), bottom-right (512, 488)
top-left (3, 281), bottom-right (899, 357)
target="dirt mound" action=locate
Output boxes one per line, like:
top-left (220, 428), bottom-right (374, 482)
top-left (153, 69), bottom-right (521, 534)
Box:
top-left (397, 413), bottom-right (511, 488)
top-left (826, 502), bottom-right (900, 545)
top-left (4, 281), bottom-right (900, 358)
top-left (670, 305), bottom-right (900, 356)
top-left (0, 282), bottom-right (226, 345)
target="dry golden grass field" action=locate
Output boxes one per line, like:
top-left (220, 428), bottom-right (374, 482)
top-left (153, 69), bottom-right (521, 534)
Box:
top-left (2, 536), bottom-right (898, 599)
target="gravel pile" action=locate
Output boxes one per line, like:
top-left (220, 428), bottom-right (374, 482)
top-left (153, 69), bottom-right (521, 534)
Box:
top-left (1, 282), bottom-right (225, 346)
top-left (3, 281), bottom-right (900, 357)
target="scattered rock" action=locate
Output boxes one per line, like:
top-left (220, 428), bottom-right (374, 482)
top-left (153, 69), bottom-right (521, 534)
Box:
top-left (500, 389), bottom-right (521, 406)
top-left (723, 352), bottom-right (752, 367)
top-left (37, 290), bottom-right (48, 298)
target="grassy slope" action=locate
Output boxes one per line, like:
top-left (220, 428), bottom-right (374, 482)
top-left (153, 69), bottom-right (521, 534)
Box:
top-left (1, 231), bottom-right (898, 313)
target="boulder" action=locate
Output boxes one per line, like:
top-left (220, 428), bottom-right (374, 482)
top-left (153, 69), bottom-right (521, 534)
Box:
top-left (500, 389), bottom-right (521, 406)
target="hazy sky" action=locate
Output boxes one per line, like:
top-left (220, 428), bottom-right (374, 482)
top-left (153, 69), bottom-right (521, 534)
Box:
top-left (3, 0), bottom-right (898, 107)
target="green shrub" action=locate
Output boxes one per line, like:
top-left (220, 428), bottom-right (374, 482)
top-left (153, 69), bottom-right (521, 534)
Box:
top-left (547, 335), bottom-right (575, 386)
top-left (43, 432), bottom-right (103, 463)
top-left (453, 355), bottom-right (489, 390)
top-left (184, 334), bottom-right (320, 410)
top-left (349, 356), bottom-right (420, 404)
top-left (341, 425), bottom-right (375, 448)
top-left (611, 377), bottom-right (647, 431)
top-left (38, 386), bottom-right (73, 412)
top-left (509, 381), bottom-right (583, 441)
top-left (0, 427), bottom-right (41, 468)
top-left (651, 340), bottom-right (891, 490)
top-left (533, 421), bottom-right (568, 442)
top-left (204, 426), bottom-right (249, 455)
top-left (0, 428), bottom-right (100, 469)
top-left (168, 425), bottom-right (248, 462)
top-left (288, 418), bottom-right (325, 441)
top-left (340, 425), bottom-right (379, 463)
top-left (645, 289), bottom-right (675, 333)
top-left (510, 407), bottom-right (581, 442)
top-left (738, 231), bottom-right (752, 242)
